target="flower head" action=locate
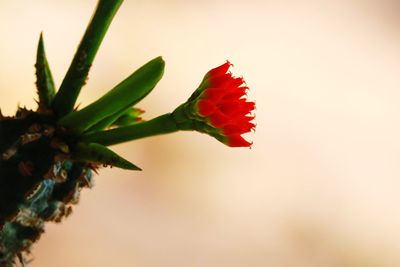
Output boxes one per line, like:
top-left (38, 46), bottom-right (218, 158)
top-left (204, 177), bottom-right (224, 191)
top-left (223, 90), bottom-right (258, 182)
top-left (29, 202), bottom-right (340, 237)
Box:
top-left (174, 61), bottom-right (256, 147)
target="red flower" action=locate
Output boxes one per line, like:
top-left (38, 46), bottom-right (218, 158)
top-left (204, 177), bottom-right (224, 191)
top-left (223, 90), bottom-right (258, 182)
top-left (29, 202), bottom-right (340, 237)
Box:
top-left (194, 61), bottom-right (255, 147)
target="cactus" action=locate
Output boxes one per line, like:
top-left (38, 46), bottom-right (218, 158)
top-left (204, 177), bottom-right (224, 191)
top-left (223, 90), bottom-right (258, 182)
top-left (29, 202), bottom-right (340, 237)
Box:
top-left (0, 1), bottom-right (255, 266)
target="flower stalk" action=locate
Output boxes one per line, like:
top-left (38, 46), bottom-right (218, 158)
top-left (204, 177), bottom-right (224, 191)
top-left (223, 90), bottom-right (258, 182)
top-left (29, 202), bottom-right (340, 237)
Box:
top-left (82, 113), bottom-right (179, 146)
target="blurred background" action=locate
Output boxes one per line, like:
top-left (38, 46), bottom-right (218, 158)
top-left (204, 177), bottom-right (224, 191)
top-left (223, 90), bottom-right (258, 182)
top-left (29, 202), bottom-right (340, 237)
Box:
top-left (1, 0), bottom-right (400, 266)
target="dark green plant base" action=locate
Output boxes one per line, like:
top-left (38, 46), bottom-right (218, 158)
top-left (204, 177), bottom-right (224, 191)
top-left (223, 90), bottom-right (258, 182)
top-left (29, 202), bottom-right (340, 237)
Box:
top-left (0, 1), bottom-right (163, 264)
top-left (0, 109), bottom-right (93, 266)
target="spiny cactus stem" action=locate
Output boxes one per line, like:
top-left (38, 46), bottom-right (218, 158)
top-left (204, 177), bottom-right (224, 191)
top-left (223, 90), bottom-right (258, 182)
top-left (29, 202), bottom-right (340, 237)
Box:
top-left (52, 0), bottom-right (124, 117)
top-left (81, 113), bottom-right (179, 146)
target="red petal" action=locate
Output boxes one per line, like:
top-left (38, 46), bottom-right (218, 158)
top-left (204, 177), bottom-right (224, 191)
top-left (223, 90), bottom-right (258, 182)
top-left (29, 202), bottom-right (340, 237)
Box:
top-left (208, 74), bottom-right (232, 88)
top-left (209, 111), bottom-right (231, 128)
top-left (218, 100), bottom-right (241, 115)
top-left (218, 100), bottom-right (255, 117)
top-left (197, 100), bottom-right (216, 117)
top-left (240, 101), bottom-right (256, 113)
top-left (203, 87), bottom-right (227, 102)
top-left (222, 87), bottom-right (248, 101)
top-left (227, 77), bottom-right (245, 88)
top-left (238, 115), bottom-right (256, 122)
top-left (223, 121), bottom-right (255, 135)
top-left (235, 117), bottom-right (256, 129)
top-left (226, 134), bottom-right (253, 147)
top-left (208, 61), bottom-right (232, 77)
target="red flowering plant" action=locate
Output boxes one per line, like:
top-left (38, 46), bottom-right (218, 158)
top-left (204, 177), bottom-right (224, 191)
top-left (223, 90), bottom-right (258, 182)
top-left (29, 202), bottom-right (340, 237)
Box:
top-left (0, 0), bottom-right (255, 265)
top-left (80, 62), bottom-right (256, 147)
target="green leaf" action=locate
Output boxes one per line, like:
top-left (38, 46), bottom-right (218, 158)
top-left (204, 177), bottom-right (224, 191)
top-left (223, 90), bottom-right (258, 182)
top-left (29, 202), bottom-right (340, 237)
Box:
top-left (52, 0), bottom-right (124, 117)
top-left (35, 33), bottom-right (56, 110)
top-left (87, 107), bottom-right (144, 132)
top-left (58, 56), bottom-right (165, 134)
top-left (112, 107), bottom-right (144, 127)
top-left (73, 142), bottom-right (141, 170)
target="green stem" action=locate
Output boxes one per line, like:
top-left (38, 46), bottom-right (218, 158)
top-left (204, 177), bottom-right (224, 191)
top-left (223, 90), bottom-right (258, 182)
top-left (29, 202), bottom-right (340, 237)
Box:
top-left (81, 113), bottom-right (179, 146)
top-left (52, 0), bottom-right (123, 117)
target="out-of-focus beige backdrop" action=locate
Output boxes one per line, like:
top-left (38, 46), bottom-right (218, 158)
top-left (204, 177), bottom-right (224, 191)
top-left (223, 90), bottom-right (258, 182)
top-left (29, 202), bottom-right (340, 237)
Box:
top-left (1, 0), bottom-right (400, 266)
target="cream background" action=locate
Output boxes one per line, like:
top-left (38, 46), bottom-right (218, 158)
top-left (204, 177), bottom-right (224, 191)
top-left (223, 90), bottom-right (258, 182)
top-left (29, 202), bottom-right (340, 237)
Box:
top-left (1, 0), bottom-right (400, 266)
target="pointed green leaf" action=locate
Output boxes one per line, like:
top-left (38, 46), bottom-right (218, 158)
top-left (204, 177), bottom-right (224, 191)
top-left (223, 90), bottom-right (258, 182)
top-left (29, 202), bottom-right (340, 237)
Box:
top-left (35, 33), bottom-right (56, 110)
top-left (73, 142), bottom-right (141, 170)
top-left (112, 107), bottom-right (144, 127)
top-left (85, 108), bottom-right (128, 133)
top-left (87, 107), bottom-right (144, 132)
top-left (52, 0), bottom-right (124, 117)
top-left (58, 56), bottom-right (165, 133)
